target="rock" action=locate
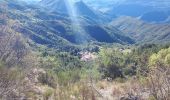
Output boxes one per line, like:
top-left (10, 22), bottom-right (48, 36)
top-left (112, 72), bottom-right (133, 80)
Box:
top-left (120, 93), bottom-right (139, 100)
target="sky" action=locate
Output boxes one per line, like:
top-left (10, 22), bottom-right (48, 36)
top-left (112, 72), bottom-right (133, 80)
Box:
top-left (19, 0), bottom-right (170, 8)
top-left (23, 0), bottom-right (125, 3)
top-left (25, 0), bottom-right (41, 1)
top-left (21, 0), bottom-right (41, 2)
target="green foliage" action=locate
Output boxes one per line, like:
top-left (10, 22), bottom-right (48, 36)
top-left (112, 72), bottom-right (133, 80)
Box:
top-left (57, 69), bottom-right (81, 85)
top-left (98, 48), bottom-right (129, 79)
top-left (40, 55), bottom-right (61, 69)
top-left (130, 44), bottom-right (164, 76)
top-left (148, 96), bottom-right (157, 100)
top-left (43, 86), bottom-right (54, 100)
top-left (99, 48), bottom-right (126, 67)
top-left (39, 51), bottom-right (98, 86)
top-left (149, 47), bottom-right (170, 67)
top-left (38, 71), bottom-right (57, 88)
top-left (97, 44), bottom-right (170, 79)
top-left (111, 16), bottom-right (170, 44)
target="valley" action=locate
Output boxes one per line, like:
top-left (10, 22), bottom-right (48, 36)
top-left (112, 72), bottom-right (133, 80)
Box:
top-left (0, 0), bottom-right (170, 100)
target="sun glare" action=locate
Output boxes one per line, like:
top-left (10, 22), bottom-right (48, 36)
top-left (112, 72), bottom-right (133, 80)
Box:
top-left (64, 0), bottom-right (88, 43)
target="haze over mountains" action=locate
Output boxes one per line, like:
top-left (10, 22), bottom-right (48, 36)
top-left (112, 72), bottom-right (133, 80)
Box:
top-left (1, 0), bottom-right (170, 49)
top-left (39, 0), bottom-right (170, 44)
top-left (81, 0), bottom-right (170, 23)
top-left (2, 0), bottom-right (135, 51)
top-left (39, 0), bottom-right (170, 23)
top-left (110, 16), bottom-right (170, 43)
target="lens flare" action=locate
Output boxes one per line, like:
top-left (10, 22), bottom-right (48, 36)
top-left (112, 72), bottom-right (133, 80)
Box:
top-left (64, 0), bottom-right (88, 43)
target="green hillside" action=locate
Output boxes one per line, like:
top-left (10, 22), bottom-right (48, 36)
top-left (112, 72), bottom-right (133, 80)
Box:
top-left (110, 16), bottom-right (170, 44)
top-left (3, 0), bottom-right (135, 48)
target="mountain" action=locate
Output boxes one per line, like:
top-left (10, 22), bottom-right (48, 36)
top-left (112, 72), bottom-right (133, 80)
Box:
top-left (1, 0), bottom-right (170, 99)
top-left (74, 1), bottom-right (98, 19)
top-left (123, 0), bottom-right (170, 9)
top-left (27, 0), bottom-right (170, 23)
top-left (40, 0), bottom-right (68, 13)
top-left (40, 0), bottom-right (110, 22)
top-left (141, 11), bottom-right (170, 23)
top-left (105, 0), bottom-right (170, 23)
top-left (1, 0), bottom-right (134, 52)
top-left (110, 16), bottom-right (170, 43)
top-left (107, 4), bottom-right (153, 17)
top-left (2, 0), bottom-right (170, 47)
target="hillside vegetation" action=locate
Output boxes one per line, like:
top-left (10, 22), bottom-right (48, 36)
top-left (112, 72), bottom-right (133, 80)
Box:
top-left (0, 0), bottom-right (170, 100)
top-left (111, 16), bottom-right (170, 43)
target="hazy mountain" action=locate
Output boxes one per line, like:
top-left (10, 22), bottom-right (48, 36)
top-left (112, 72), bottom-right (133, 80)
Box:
top-left (104, 0), bottom-right (170, 22)
top-left (40, 0), bottom-right (68, 13)
top-left (141, 11), bottom-right (170, 23)
top-left (74, 1), bottom-right (98, 19)
top-left (2, 0), bottom-right (170, 47)
top-left (2, 0), bottom-right (134, 51)
top-left (40, 0), bottom-right (110, 22)
top-left (123, 0), bottom-right (170, 9)
top-left (107, 4), bottom-right (153, 17)
top-left (110, 16), bottom-right (170, 43)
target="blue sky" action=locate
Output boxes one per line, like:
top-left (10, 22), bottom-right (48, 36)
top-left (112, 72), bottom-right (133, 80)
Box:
top-left (20, 0), bottom-right (170, 8)
top-left (22, 0), bottom-right (41, 2)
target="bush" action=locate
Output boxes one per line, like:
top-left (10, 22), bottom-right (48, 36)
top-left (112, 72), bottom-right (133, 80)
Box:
top-left (144, 47), bottom-right (170, 100)
top-left (149, 47), bottom-right (170, 66)
top-left (43, 86), bottom-right (54, 100)
top-left (98, 48), bottom-right (127, 79)
top-left (38, 71), bottom-right (57, 88)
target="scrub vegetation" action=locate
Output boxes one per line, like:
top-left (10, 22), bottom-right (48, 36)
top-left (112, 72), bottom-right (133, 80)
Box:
top-left (0, 0), bottom-right (170, 100)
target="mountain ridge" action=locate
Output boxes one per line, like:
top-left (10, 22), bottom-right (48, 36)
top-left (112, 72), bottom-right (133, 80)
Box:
top-left (110, 16), bottom-right (170, 43)
top-left (1, 0), bottom-right (135, 51)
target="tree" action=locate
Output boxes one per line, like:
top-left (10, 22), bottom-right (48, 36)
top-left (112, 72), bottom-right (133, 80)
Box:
top-left (146, 47), bottom-right (170, 100)
top-left (149, 47), bottom-right (170, 67)
top-left (98, 48), bottom-right (126, 79)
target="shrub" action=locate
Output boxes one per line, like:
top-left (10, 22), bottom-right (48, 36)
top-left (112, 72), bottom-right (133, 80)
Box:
top-left (149, 47), bottom-right (170, 66)
top-left (98, 48), bottom-right (126, 79)
top-left (146, 48), bottom-right (170, 100)
top-left (38, 71), bottom-right (57, 88)
top-left (43, 87), bottom-right (54, 100)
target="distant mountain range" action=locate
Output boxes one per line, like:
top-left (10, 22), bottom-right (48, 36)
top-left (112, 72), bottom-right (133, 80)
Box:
top-left (85, 0), bottom-right (170, 10)
top-left (106, 2), bottom-right (170, 23)
top-left (1, 0), bottom-right (170, 50)
top-left (40, 0), bottom-right (110, 23)
top-left (141, 11), bottom-right (170, 23)
top-left (84, 0), bottom-right (170, 23)
top-left (110, 16), bottom-right (170, 43)
top-left (2, 0), bottom-right (134, 51)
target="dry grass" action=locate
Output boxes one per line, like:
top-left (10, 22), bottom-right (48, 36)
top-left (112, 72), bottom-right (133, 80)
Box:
top-left (95, 78), bottom-right (149, 100)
